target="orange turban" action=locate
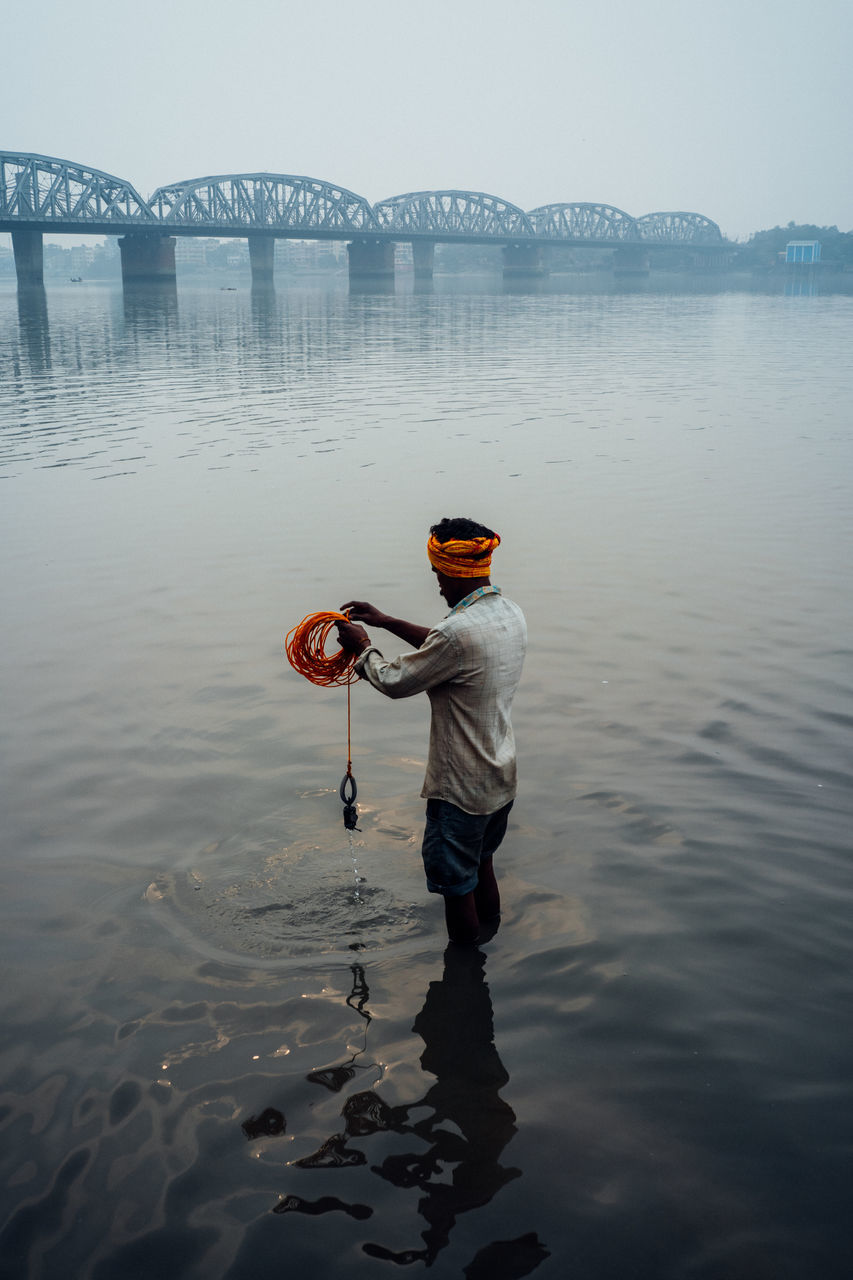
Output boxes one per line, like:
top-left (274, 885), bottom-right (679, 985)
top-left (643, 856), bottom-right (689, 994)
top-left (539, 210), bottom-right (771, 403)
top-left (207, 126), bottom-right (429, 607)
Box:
top-left (427, 533), bottom-right (500, 578)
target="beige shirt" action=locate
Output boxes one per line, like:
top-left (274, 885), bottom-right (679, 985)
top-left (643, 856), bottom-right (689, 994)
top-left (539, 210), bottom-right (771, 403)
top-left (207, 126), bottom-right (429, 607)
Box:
top-left (354, 586), bottom-right (527, 815)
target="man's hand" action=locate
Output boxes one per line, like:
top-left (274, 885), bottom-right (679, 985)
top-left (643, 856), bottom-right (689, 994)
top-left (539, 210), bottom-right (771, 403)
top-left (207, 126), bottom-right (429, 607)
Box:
top-left (340, 600), bottom-right (387, 628)
top-left (341, 599), bottom-right (430, 651)
top-left (336, 618), bottom-right (371, 656)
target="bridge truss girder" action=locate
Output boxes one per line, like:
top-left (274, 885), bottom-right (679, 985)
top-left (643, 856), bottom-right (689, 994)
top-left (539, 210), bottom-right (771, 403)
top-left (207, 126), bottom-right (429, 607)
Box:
top-left (636, 211), bottom-right (723, 244)
top-left (148, 173), bottom-right (379, 234)
top-left (374, 190), bottom-right (535, 238)
top-left (0, 152), bottom-right (154, 226)
top-left (526, 202), bottom-right (639, 241)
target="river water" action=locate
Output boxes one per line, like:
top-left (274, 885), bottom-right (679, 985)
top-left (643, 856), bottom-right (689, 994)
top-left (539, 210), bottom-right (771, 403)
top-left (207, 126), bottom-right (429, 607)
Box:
top-left (1, 271), bottom-right (852, 1279)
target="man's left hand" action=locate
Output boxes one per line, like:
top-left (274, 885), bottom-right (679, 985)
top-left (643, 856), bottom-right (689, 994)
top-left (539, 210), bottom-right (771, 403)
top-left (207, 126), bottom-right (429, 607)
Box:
top-left (336, 619), bottom-right (371, 655)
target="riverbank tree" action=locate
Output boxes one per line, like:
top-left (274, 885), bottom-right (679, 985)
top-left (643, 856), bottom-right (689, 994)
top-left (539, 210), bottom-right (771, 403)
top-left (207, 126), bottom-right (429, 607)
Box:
top-left (736, 223), bottom-right (853, 268)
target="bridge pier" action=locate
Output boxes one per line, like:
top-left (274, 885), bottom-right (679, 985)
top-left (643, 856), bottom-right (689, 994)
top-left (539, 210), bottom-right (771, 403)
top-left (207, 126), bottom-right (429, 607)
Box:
top-left (118, 233), bottom-right (177, 285)
top-left (689, 248), bottom-right (735, 271)
top-left (248, 235), bottom-right (275, 286)
top-left (12, 230), bottom-right (44, 288)
top-left (347, 238), bottom-right (395, 287)
top-left (502, 243), bottom-right (545, 280)
top-left (613, 245), bottom-right (650, 276)
top-left (411, 240), bottom-right (435, 281)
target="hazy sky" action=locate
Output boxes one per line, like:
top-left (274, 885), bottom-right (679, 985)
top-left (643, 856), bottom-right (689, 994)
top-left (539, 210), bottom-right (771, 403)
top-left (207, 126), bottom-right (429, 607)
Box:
top-left (2, 0), bottom-right (851, 240)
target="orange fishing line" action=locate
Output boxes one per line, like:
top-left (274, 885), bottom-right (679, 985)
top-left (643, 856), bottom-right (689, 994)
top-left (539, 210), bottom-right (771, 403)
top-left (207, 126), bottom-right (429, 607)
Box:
top-left (285, 611), bottom-right (361, 781)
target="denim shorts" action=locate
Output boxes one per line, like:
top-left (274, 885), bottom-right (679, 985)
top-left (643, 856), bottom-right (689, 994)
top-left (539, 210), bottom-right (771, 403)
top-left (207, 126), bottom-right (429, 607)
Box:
top-left (421, 798), bottom-right (514, 897)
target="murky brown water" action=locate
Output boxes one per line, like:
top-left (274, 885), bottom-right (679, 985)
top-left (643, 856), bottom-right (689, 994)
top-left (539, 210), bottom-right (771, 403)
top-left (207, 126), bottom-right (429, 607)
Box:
top-left (1, 274), bottom-right (852, 1279)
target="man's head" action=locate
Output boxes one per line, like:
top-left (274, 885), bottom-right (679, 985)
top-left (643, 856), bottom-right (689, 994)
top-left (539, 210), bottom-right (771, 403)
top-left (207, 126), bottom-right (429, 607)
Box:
top-left (430, 516), bottom-right (497, 545)
top-left (427, 516), bottom-right (500, 604)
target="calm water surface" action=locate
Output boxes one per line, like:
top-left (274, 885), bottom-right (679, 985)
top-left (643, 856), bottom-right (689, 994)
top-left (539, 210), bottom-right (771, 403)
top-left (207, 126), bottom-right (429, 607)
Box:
top-left (1, 274), bottom-right (852, 1279)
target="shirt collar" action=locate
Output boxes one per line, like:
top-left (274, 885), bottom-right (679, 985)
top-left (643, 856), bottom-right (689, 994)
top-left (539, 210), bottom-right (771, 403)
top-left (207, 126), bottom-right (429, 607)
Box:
top-left (447, 584), bottom-right (502, 616)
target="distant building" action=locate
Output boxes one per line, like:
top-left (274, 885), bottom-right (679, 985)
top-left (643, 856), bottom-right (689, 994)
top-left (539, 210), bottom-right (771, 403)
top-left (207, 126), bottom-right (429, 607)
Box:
top-left (70, 245), bottom-right (94, 274)
top-left (785, 241), bottom-right (821, 264)
top-left (274, 239), bottom-right (346, 270)
top-left (226, 242), bottom-right (249, 267)
top-left (175, 238), bottom-right (209, 267)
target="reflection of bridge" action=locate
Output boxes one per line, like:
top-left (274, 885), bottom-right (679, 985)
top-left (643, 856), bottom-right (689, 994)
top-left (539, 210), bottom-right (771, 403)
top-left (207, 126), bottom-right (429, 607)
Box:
top-left (1, 151), bottom-right (731, 288)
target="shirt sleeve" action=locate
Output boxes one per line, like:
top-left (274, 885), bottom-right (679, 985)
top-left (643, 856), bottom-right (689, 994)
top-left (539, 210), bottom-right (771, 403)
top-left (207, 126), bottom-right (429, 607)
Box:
top-left (354, 627), bottom-right (460, 700)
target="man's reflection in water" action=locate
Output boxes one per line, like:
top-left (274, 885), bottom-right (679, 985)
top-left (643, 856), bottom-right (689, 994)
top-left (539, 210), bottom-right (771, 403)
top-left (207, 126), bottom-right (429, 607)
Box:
top-left (356, 942), bottom-right (521, 1266)
top-left (274, 947), bottom-right (548, 1275)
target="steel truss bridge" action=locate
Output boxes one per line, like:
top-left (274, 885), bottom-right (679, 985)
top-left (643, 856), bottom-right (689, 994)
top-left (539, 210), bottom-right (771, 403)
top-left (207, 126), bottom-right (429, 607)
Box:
top-left (1, 152), bottom-right (726, 247)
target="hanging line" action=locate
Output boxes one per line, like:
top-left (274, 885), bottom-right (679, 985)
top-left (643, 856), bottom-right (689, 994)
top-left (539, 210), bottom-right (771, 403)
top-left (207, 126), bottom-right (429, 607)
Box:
top-left (284, 610), bottom-right (360, 829)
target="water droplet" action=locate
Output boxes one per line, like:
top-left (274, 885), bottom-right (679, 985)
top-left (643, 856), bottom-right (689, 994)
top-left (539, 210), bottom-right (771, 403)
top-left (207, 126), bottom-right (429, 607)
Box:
top-left (347, 830), bottom-right (362, 904)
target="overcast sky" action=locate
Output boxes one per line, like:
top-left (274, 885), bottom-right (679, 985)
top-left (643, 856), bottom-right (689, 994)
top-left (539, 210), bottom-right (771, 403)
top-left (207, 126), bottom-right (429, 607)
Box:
top-left (2, 0), bottom-right (851, 241)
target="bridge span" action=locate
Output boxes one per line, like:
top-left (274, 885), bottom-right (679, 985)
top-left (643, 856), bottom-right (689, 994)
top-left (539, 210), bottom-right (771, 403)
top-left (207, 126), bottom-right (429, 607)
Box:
top-left (1, 152), bottom-right (732, 288)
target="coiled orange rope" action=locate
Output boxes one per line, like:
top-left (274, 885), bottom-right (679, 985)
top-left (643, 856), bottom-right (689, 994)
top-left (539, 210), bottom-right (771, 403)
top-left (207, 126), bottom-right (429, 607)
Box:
top-left (284, 611), bottom-right (359, 688)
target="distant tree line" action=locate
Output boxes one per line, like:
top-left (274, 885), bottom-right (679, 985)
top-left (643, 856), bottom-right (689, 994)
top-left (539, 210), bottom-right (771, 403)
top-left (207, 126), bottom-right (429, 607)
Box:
top-left (736, 222), bottom-right (853, 268)
top-left (434, 224), bottom-right (853, 274)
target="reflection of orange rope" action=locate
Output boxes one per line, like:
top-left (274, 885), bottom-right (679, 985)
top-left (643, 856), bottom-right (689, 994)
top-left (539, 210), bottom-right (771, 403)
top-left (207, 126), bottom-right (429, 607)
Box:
top-left (285, 611), bottom-right (360, 777)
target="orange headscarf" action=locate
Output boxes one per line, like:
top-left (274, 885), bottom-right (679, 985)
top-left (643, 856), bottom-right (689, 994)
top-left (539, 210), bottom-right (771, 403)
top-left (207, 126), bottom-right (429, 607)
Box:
top-left (427, 533), bottom-right (500, 578)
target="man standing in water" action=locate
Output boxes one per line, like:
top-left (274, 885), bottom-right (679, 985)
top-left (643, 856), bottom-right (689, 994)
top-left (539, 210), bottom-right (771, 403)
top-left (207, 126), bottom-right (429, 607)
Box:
top-left (336, 517), bottom-right (527, 944)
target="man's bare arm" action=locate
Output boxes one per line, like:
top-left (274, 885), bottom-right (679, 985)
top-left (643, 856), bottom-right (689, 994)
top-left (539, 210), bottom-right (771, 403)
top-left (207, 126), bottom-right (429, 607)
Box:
top-left (340, 600), bottom-right (430, 650)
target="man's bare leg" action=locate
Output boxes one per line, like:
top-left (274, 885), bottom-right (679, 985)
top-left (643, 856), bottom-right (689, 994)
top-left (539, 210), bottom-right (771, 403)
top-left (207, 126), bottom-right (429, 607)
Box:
top-left (474, 855), bottom-right (500, 922)
top-left (444, 891), bottom-right (480, 944)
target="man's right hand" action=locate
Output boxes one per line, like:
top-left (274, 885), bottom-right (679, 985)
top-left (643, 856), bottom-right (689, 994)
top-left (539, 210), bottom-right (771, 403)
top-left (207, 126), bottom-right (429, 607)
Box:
top-left (340, 601), bottom-right (430, 651)
top-left (335, 619), bottom-right (371, 656)
top-left (340, 600), bottom-right (387, 628)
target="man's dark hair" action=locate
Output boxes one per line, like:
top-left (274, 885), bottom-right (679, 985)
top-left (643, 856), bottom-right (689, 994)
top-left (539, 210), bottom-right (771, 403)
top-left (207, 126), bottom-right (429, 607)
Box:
top-left (430, 516), bottom-right (497, 547)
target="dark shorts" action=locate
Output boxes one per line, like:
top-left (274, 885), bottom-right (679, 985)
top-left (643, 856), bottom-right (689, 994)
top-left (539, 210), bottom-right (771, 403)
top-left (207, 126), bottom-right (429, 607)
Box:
top-left (421, 798), bottom-right (514, 897)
